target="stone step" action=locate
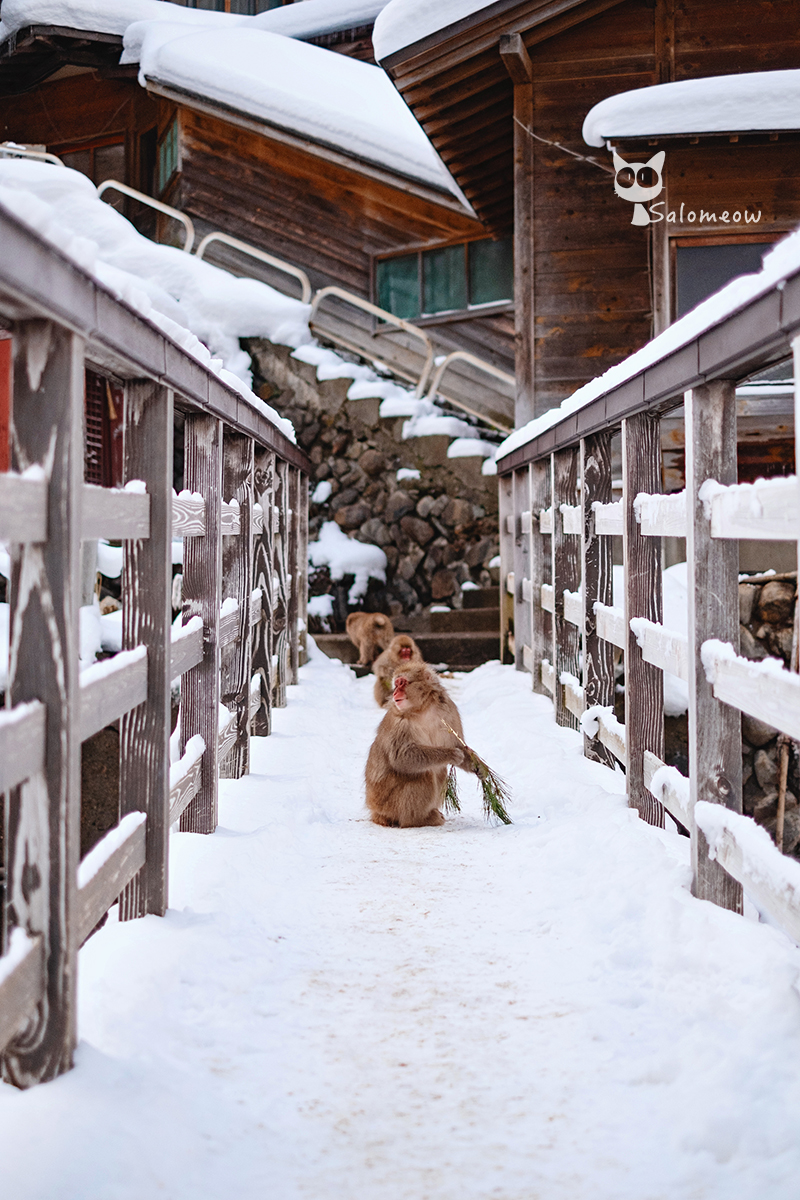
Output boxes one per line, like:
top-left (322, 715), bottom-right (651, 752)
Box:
top-left (429, 607), bottom-right (499, 633)
top-left (313, 629), bottom-right (499, 671)
top-left (462, 587), bottom-right (499, 610)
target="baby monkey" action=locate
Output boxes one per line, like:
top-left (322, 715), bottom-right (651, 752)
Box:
top-left (372, 634), bottom-right (424, 708)
top-left (365, 662), bottom-right (473, 827)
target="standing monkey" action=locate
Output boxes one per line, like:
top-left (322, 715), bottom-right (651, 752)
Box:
top-left (346, 611), bottom-right (394, 665)
top-left (365, 663), bottom-right (473, 827)
top-left (372, 634), bottom-right (424, 708)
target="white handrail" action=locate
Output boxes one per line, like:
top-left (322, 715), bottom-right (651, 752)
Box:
top-left (425, 349), bottom-right (515, 402)
top-left (195, 230), bottom-right (312, 303)
top-left (96, 180), bottom-right (195, 252)
top-left (0, 142), bottom-right (64, 166)
top-left (310, 285), bottom-right (435, 398)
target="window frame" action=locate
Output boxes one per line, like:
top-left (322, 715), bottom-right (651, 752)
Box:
top-left (157, 117), bottom-right (181, 197)
top-left (373, 235), bottom-right (514, 326)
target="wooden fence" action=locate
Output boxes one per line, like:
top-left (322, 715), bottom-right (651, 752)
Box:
top-left (498, 252), bottom-right (800, 943)
top-left (0, 206), bottom-right (310, 1087)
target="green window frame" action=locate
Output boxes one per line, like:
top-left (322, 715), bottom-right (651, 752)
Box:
top-left (157, 119), bottom-right (179, 195)
top-left (375, 238), bottom-right (513, 320)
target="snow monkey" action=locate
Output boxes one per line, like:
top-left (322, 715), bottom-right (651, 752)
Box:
top-left (346, 612), bottom-right (395, 665)
top-left (372, 634), bottom-right (424, 708)
top-left (365, 662), bottom-right (473, 828)
top-left (612, 149), bottom-right (664, 226)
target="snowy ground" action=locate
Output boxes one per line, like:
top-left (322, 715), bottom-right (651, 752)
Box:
top-left (3, 645), bottom-right (800, 1199)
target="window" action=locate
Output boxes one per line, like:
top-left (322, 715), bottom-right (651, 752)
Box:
top-left (158, 119), bottom-right (179, 195)
top-left (674, 240), bottom-right (773, 319)
top-left (54, 137), bottom-right (126, 206)
top-left (376, 238), bottom-right (513, 320)
top-left (184, 0), bottom-right (283, 11)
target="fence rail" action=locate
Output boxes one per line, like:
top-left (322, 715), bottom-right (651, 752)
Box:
top-left (497, 253), bottom-right (800, 944)
top-left (0, 205), bottom-right (310, 1089)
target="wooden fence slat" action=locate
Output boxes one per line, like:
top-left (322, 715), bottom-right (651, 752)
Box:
top-left (0, 701), bottom-right (45, 794)
top-left (251, 449), bottom-right (275, 736)
top-left (77, 813), bottom-right (147, 945)
top-left (541, 658), bottom-right (555, 693)
top-left (581, 432), bottom-right (615, 766)
top-left (551, 448), bottom-right (580, 729)
top-left (702, 644), bottom-right (800, 742)
top-left (595, 603), bottom-right (626, 650)
top-left (708, 476), bottom-right (799, 540)
top-left (172, 489), bottom-right (205, 536)
top-left (81, 484), bottom-right (150, 541)
top-left (498, 470), bottom-right (515, 663)
top-left (643, 751), bottom-right (692, 830)
top-left (592, 501), bottom-right (623, 536)
top-left (0, 472), bottom-right (47, 542)
top-left (118, 379), bottom-right (173, 921)
top-left (563, 589), bottom-right (582, 628)
top-left (635, 490), bottom-right (686, 538)
top-left (560, 504), bottom-right (582, 535)
top-left (79, 648), bottom-right (148, 743)
top-left (169, 617), bottom-right (204, 679)
top-left (538, 506), bottom-right (553, 534)
top-left (529, 460), bottom-right (550, 694)
top-left (288, 467), bottom-right (301, 685)
top-left (181, 414), bottom-right (223, 834)
top-left (221, 500), bottom-right (241, 534)
top-left (685, 381), bottom-right (743, 913)
top-left (220, 431), bottom-right (254, 780)
top-left (273, 459), bottom-right (290, 707)
top-left (512, 467), bottom-right (532, 672)
top-left (297, 474), bottom-right (308, 668)
top-left (622, 411), bottom-right (664, 826)
top-left (0, 933), bottom-right (44, 1056)
top-left (3, 321), bottom-right (83, 1088)
top-left (630, 618), bottom-right (689, 682)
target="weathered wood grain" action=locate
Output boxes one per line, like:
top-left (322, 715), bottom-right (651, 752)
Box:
top-left (529, 458), bottom-right (550, 695)
top-left (503, 36), bottom-right (534, 424)
top-left (77, 815), bottom-right (147, 946)
top-left (297, 474), bottom-right (309, 667)
top-left (643, 752), bottom-right (692, 831)
top-left (631, 619), bottom-right (689, 682)
top-left (703, 648), bottom-right (800, 743)
top-left (251, 448), bottom-right (275, 736)
top-left (172, 490), bottom-right (205, 536)
top-left (3, 321), bottom-right (83, 1088)
top-left (79, 649), bottom-right (148, 744)
top-left (581, 432), bottom-right (614, 766)
top-left (685, 381), bottom-right (742, 913)
top-left (551, 448), bottom-right (580, 729)
top-left (169, 757), bottom-right (202, 827)
top-left (498, 470), bottom-right (515, 664)
top-left (180, 414), bottom-right (223, 834)
top-left (169, 618), bottom-right (204, 679)
top-left (220, 431), bottom-right (254, 780)
top-left (273, 459), bottom-right (290, 708)
top-left (623, 412), bottom-right (664, 827)
top-left (119, 379), bottom-right (173, 921)
top-left (512, 467), bottom-right (532, 672)
top-left (0, 701), bottom-right (45, 794)
top-left (81, 483), bottom-right (150, 541)
top-left (0, 935), bottom-right (44, 1056)
top-left (221, 500), bottom-right (241, 535)
top-left (0, 472), bottom-right (47, 543)
top-left (288, 467), bottom-right (301, 686)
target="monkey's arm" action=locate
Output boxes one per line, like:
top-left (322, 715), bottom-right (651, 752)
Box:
top-left (388, 738), bottom-right (471, 775)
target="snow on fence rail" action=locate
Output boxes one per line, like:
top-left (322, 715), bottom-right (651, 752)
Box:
top-left (0, 206), bottom-right (310, 1090)
top-left (497, 254), bottom-right (800, 948)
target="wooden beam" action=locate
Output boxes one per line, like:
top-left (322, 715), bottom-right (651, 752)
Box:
top-left (529, 458), bottom-right (550, 694)
top-left (507, 41), bottom-right (535, 425)
top-left (499, 31), bottom-right (531, 84)
top-left (512, 467), bottom-right (532, 672)
top-left (551, 447), bottom-right (580, 729)
top-left (273, 459), bottom-right (290, 709)
top-left (0, 701), bottom-right (45, 795)
top-left (251, 448), bottom-right (275, 736)
top-left (498, 470), bottom-right (515, 664)
top-left (219, 431), bottom-right (254, 780)
top-left (581, 433), bottom-right (615, 766)
top-left (77, 814), bottom-right (147, 945)
top-left (287, 466), bottom-right (301, 686)
top-left (685, 381), bottom-right (743, 913)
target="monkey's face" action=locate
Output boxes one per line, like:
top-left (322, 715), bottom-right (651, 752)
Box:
top-left (399, 646), bottom-right (412, 661)
top-left (392, 674), bottom-right (410, 711)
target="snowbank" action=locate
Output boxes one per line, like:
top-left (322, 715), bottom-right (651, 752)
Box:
top-left (583, 69), bottom-right (800, 148)
top-left (373, 0), bottom-right (495, 59)
top-left (308, 521), bottom-right (387, 604)
top-left (497, 228), bottom-right (800, 461)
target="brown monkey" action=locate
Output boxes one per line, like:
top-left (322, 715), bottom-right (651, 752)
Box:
top-left (365, 662), bottom-right (473, 827)
top-left (346, 611), bottom-right (394, 665)
top-left (372, 634), bottom-right (424, 708)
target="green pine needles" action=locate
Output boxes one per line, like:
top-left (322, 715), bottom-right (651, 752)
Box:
top-left (440, 721), bottom-right (512, 825)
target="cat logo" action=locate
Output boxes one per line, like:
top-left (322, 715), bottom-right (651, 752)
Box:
top-left (613, 150), bottom-right (665, 226)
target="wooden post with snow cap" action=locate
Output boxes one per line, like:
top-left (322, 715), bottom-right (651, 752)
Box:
top-left (498, 469), bottom-right (515, 664)
top-left (622, 412), bottom-right (664, 825)
top-left (685, 381), bottom-right (743, 911)
top-left (288, 466), bottom-right (301, 685)
top-left (581, 433), bottom-right (615, 766)
top-left (512, 466), bottom-right (532, 673)
top-left (219, 431), bottom-right (254, 780)
top-left (119, 381), bottom-right (173, 919)
top-left (297, 470), bottom-right (309, 669)
top-left (181, 413), bottom-right (223, 833)
top-left (251, 448), bottom-right (275, 735)
top-left (551, 447), bottom-right (580, 729)
top-left (530, 457), bottom-right (551, 694)
top-left (273, 458), bottom-right (290, 708)
top-left (3, 322), bottom-right (83, 1087)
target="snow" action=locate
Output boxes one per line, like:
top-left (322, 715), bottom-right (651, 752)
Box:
top-left (128, 25), bottom-right (463, 197)
top-left (79, 643), bottom-right (147, 690)
top-left (77, 811), bottom-right (146, 890)
top-left (311, 480), bottom-right (333, 505)
top-left (80, 601), bottom-right (103, 670)
top-left (169, 734), bottom-right (205, 791)
top-left (697, 801), bottom-right (800, 905)
top-left (403, 412), bottom-right (474, 440)
top-left (583, 70), bottom-right (800, 148)
top-left (446, 437), bottom-right (497, 458)
top-left (97, 541), bottom-right (123, 579)
top-left (497, 228), bottom-right (800, 462)
top-left (396, 468), bottom-right (420, 481)
top-left (308, 521), bottom-right (387, 603)
top-left (6, 644), bottom-right (800, 1196)
top-left (307, 593), bottom-right (334, 627)
top-left (650, 761), bottom-right (691, 809)
top-left (0, 926), bottom-right (37, 988)
top-left (220, 596), bottom-right (239, 618)
top-left (373, 0), bottom-right (495, 60)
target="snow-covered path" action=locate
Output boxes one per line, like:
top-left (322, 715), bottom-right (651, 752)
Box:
top-left (3, 646), bottom-right (800, 1199)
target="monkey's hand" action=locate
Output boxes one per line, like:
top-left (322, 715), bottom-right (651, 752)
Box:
top-left (455, 746), bottom-right (475, 772)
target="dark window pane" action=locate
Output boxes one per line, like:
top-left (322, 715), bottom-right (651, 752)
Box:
top-left (676, 242), bottom-right (770, 318)
top-left (376, 254), bottom-right (420, 319)
top-left (423, 244), bottom-right (466, 314)
top-left (469, 238), bottom-right (513, 306)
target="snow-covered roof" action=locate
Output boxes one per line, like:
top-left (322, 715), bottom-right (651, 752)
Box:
top-left (372, 0), bottom-right (495, 60)
top-left (496, 226), bottom-right (800, 461)
top-left (583, 70), bottom-right (800, 148)
top-left (126, 25), bottom-right (462, 196)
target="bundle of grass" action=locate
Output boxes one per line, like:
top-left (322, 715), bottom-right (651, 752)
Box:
top-left (441, 722), bottom-right (512, 825)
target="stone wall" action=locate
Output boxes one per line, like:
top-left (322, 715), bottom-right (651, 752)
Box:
top-left (247, 340), bottom-right (500, 626)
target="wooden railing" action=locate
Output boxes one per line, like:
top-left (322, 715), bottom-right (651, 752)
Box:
top-left (497, 251), bottom-right (800, 942)
top-left (0, 204), bottom-right (310, 1088)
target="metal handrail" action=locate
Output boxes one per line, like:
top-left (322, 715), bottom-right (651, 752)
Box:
top-left (96, 180), bottom-right (195, 252)
top-left (194, 230), bottom-right (312, 303)
top-left (310, 285), bottom-right (435, 398)
top-left (0, 142), bottom-right (64, 166)
top-left (425, 349), bottom-right (515, 403)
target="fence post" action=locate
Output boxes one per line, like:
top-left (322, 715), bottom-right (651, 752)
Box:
top-left (581, 432), bottom-right (615, 765)
top-left (622, 412), bottom-right (664, 825)
top-left (498, 470), bottom-right (514, 663)
top-left (220, 431), bottom-right (254, 780)
top-left (119, 381), bottom-right (173, 919)
top-left (251, 448), bottom-right (275, 735)
top-left (552, 447), bottom-right (580, 728)
top-left (3, 322), bottom-right (83, 1086)
top-left (685, 381), bottom-right (743, 910)
top-left (297, 469), bottom-right (309, 669)
top-left (273, 458), bottom-right (289, 708)
top-left (181, 413), bottom-right (223, 833)
top-left (288, 466), bottom-right (301, 685)
top-left (530, 457), bottom-right (550, 694)
top-left (512, 466), bottom-right (533, 673)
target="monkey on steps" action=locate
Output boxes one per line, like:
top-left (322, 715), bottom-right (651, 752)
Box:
top-left (372, 634), bottom-right (424, 708)
top-left (365, 663), bottom-right (474, 827)
top-left (345, 611), bottom-right (394, 665)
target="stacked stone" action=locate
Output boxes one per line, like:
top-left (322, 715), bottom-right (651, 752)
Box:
top-left (738, 575), bottom-right (800, 854)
